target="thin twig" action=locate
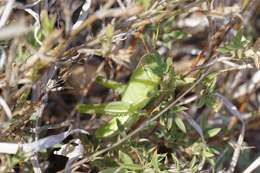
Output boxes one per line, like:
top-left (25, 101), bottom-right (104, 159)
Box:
top-left (215, 93), bottom-right (245, 173)
top-left (72, 0), bottom-right (92, 30)
top-left (243, 156), bottom-right (260, 173)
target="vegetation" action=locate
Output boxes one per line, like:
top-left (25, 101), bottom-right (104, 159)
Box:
top-left (0, 0), bottom-right (259, 172)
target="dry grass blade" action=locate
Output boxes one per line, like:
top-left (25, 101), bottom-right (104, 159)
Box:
top-left (0, 46), bottom-right (6, 70)
top-left (62, 139), bottom-right (84, 173)
top-left (243, 156), bottom-right (260, 173)
top-left (181, 111), bottom-right (206, 143)
top-left (0, 129), bottom-right (88, 154)
top-left (233, 70), bottom-right (260, 98)
top-left (72, 5), bottom-right (144, 37)
top-left (0, 23), bottom-right (31, 40)
top-left (0, 96), bottom-right (12, 119)
top-left (215, 93), bottom-right (245, 173)
top-left (0, 0), bottom-right (15, 28)
top-left (72, 0), bottom-right (91, 30)
top-left (30, 154), bottom-right (42, 173)
top-left (24, 8), bottom-right (41, 45)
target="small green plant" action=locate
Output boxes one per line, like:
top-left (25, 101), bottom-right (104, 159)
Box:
top-left (217, 30), bottom-right (250, 59)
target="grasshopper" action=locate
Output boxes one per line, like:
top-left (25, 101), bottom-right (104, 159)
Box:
top-left (78, 53), bottom-right (171, 138)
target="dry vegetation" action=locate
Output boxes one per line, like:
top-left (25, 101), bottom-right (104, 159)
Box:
top-left (0, 0), bottom-right (260, 172)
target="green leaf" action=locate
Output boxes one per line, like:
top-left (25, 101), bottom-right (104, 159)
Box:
top-left (217, 47), bottom-right (233, 54)
top-left (208, 147), bottom-right (220, 155)
top-left (151, 151), bottom-right (160, 172)
top-left (175, 76), bottom-right (195, 86)
top-left (170, 106), bottom-right (188, 114)
top-left (29, 112), bottom-right (38, 121)
top-left (203, 150), bottom-right (215, 158)
top-left (190, 156), bottom-right (197, 168)
top-left (203, 72), bottom-right (217, 92)
top-left (166, 117), bottom-right (173, 130)
top-left (99, 167), bottom-right (126, 173)
top-left (116, 118), bottom-right (125, 133)
top-left (203, 94), bottom-right (216, 108)
top-left (121, 164), bottom-right (143, 171)
top-left (207, 128), bottom-right (221, 138)
top-left (40, 10), bottom-right (56, 36)
top-left (137, 0), bottom-right (151, 9)
top-left (162, 30), bottom-right (188, 42)
top-left (171, 153), bottom-right (180, 171)
top-left (174, 116), bottom-right (186, 133)
top-left (105, 24), bottom-right (114, 40)
top-left (207, 157), bottom-right (216, 170)
top-left (233, 30), bottom-right (243, 47)
top-left (119, 151), bottom-right (134, 165)
top-left (26, 31), bottom-right (42, 48)
top-left (16, 45), bottom-right (31, 62)
top-left (217, 29), bottom-right (249, 55)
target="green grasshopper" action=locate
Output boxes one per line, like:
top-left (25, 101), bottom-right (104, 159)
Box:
top-left (78, 53), bottom-right (170, 138)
